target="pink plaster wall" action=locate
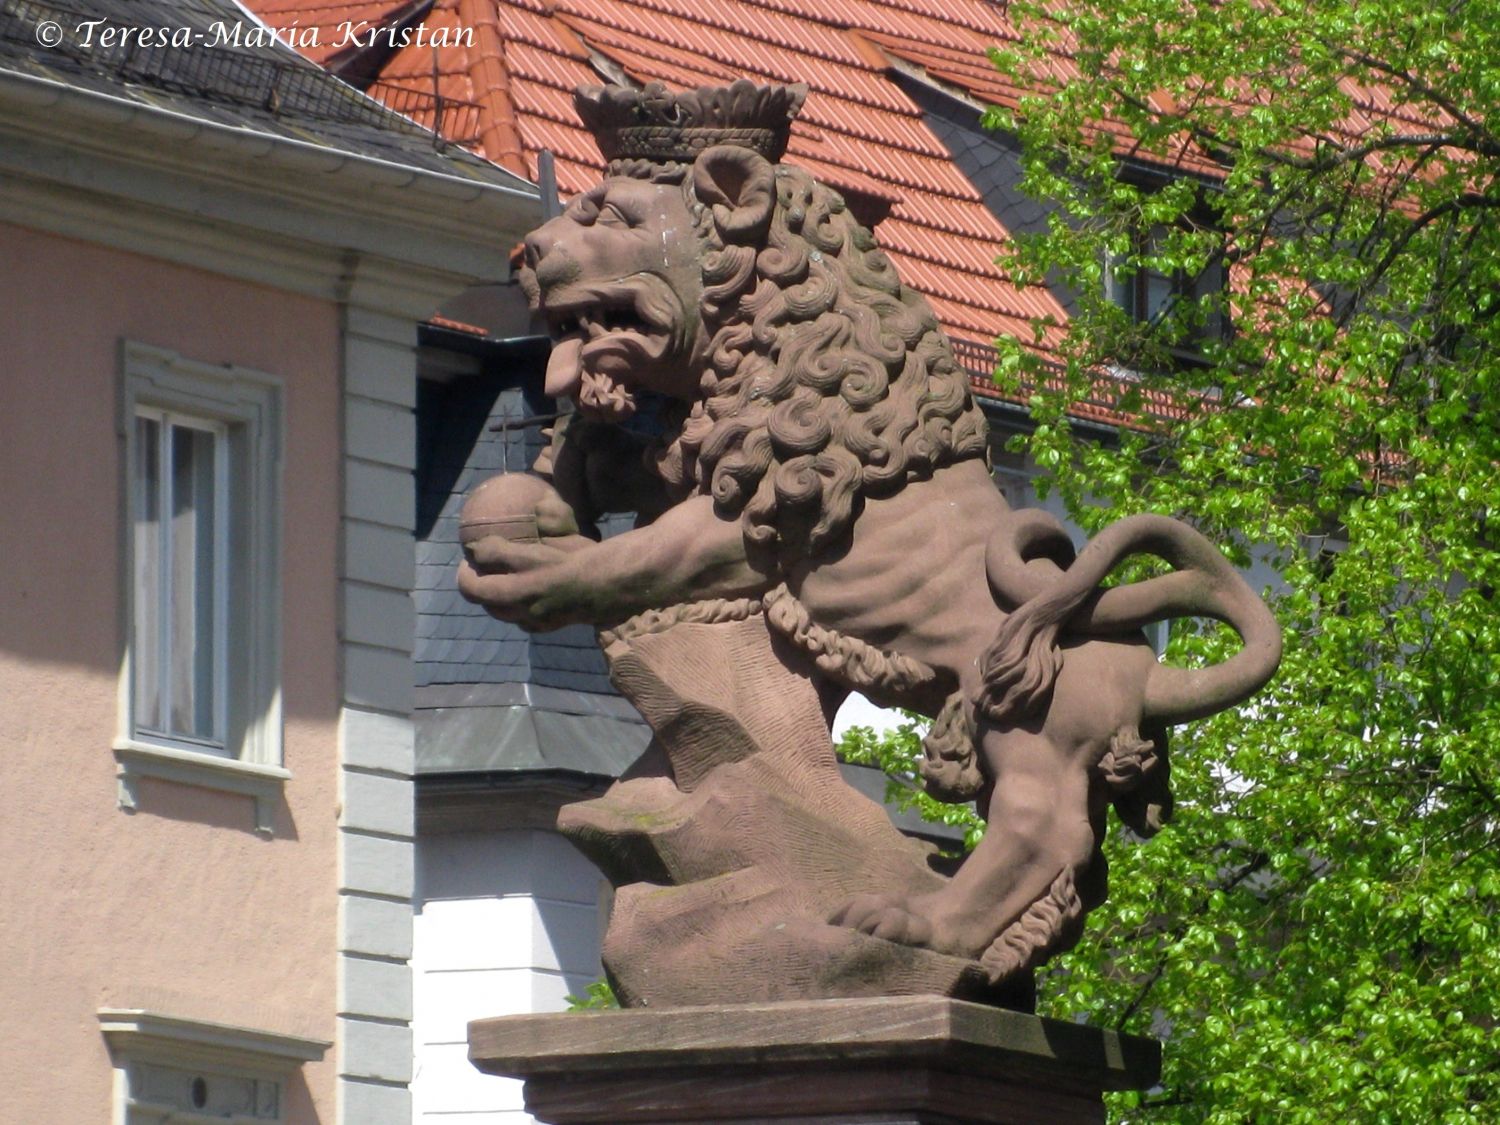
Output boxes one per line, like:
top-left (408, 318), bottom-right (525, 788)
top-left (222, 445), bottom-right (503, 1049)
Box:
top-left (0, 222), bottom-right (343, 1123)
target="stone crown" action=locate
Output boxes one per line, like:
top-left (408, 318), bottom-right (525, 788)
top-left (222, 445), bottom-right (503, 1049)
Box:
top-left (575, 80), bottom-right (808, 165)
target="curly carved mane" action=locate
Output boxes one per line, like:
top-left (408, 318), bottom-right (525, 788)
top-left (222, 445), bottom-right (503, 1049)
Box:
top-left (653, 163), bottom-right (989, 559)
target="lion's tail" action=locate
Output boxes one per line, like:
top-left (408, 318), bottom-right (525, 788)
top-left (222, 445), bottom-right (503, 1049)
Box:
top-left (920, 512), bottom-right (1279, 806)
top-left (976, 512), bottom-right (1282, 728)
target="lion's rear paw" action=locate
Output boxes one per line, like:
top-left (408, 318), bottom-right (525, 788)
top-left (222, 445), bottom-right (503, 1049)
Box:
top-left (830, 894), bottom-right (935, 947)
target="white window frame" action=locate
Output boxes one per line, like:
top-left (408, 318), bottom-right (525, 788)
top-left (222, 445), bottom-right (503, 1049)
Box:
top-left (99, 1009), bottom-right (329, 1125)
top-left (116, 342), bottom-right (286, 832)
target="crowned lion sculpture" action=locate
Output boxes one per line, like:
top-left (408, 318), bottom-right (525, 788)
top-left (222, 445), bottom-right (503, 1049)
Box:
top-left (458, 81), bottom-right (1281, 1008)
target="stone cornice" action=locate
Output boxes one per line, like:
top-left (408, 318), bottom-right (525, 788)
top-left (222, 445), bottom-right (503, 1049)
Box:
top-left (98, 1009), bottom-right (331, 1071)
top-left (0, 67), bottom-right (541, 308)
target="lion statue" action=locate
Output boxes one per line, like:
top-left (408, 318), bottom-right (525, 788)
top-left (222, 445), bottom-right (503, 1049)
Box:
top-left (458, 80), bottom-right (1281, 993)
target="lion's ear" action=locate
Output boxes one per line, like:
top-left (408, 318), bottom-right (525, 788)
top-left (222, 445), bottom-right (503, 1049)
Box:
top-left (692, 145), bottom-right (776, 239)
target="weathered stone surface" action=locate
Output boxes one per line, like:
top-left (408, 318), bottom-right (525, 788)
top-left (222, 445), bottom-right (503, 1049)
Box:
top-left (469, 996), bottom-right (1160, 1124)
top-left (558, 610), bottom-right (1031, 1008)
top-left (456, 78), bottom-right (1282, 1003)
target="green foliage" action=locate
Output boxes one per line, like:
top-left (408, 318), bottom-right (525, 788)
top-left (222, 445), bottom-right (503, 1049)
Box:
top-left (565, 979), bottom-right (620, 1011)
top-left (948, 3), bottom-right (1500, 1118)
top-left (840, 717), bottom-right (985, 850)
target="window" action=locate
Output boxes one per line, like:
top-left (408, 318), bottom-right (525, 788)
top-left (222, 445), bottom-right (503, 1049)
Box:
top-left (1106, 222), bottom-right (1227, 364)
top-left (132, 409), bottom-right (229, 753)
top-left (99, 1009), bottom-right (329, 1125)
top-left (116, 343), bottom-right (285, 830)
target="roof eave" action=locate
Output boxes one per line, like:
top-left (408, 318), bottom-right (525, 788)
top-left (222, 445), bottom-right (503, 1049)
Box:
top-left (0, 66), bottom-right (542, 272)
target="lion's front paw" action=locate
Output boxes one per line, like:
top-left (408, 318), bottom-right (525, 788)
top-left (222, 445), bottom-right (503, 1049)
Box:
top-left (830, 894), bottom-right (935, 947)
top-left (457, 533), bottom-right (602, 632)
top-left (456, 559), bottom-right (564, 631)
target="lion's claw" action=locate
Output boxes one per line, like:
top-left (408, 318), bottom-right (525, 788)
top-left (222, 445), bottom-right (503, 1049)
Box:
top-left (831, 894), bottom-right (935, 947)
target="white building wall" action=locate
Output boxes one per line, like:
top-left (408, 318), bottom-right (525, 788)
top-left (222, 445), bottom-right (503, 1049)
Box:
top-left (412, 829), bottom-right (605, 1125)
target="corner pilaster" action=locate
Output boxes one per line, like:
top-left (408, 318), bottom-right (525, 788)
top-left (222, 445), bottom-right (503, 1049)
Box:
top-left (337, 302), bottom-right (420, 1124)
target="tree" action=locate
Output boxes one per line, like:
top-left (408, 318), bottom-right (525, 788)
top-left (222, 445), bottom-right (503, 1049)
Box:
top-left (855, 2), bottom-right (1500, 1121)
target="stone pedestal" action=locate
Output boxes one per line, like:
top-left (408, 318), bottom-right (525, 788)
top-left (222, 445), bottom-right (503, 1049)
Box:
top-left (469, 996), bottom-right (1160, 1124)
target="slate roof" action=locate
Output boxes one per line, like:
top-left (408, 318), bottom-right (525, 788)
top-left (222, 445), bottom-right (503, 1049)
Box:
top-left (0, 0), bottom-right (533, 189)
top-left (416, 379), bottom-right (616, 698)
top-left (414, 372), bottom-right (651, 778)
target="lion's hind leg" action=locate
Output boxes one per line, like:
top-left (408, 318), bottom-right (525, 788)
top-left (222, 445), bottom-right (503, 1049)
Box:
top-left (976, 722), bottom-right (1168, 979)
top-left (835, 723), bottom-right (1100, 969)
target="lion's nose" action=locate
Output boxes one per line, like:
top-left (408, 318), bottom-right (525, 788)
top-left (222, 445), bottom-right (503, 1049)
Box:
top-left (522, 217), bottom-right (567, 268)
top-left (523, 228), bottom-right (554, 269)
top-left (532, 247), bottom-right (581, 293)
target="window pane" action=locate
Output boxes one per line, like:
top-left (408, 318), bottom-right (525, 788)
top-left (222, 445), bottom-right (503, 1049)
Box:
top-left (133, 415), bottom-right (164, 733)
top-left (1143, 270), bottom-right (1174, 323)
top-left (1194, 259), bottom-right (1226, 340)
top-left (1108, 264), bottom-right (1132, 315)
top-left (169, 423), bottom-right (219, 742)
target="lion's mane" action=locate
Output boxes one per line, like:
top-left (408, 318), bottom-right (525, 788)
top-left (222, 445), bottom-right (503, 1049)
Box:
top-left (653, 162), bottom-right (989, 559)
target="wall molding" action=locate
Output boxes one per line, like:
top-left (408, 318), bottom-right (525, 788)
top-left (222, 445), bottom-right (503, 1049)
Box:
top-left (0, 69), bottom-right (540, 313)
top-left (98, 1010), bottom-right (331, 1069)
top-left (114, 744), bottom-right (290, 835)
top-left (100, 1009), bottom-right (330, 1124)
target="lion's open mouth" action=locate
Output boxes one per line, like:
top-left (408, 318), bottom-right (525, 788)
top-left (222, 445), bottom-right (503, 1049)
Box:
top-left (546, 301), bottom-right (655, 342)
top-left (539, 284), bottom-right (688, 420)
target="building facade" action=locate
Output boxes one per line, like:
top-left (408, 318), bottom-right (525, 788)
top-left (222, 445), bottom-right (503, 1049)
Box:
top-left (0, 3), bottom-right (537, 1120)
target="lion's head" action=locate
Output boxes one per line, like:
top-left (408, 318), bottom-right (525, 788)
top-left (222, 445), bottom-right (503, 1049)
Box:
top-left (519, 163), bottom-right (707, 417)
top-left (520, 81), bottom-right (989, 559)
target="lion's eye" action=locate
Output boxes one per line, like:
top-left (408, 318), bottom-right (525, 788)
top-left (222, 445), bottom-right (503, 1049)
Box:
top-left (598, 202), bottom-right (635, 228)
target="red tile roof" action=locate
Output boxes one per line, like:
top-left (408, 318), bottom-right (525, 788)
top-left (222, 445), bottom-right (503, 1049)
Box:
top-left (251, 0), bottom-right (1077, 369)
top-left (251, 0), bottom-right (1433, 433)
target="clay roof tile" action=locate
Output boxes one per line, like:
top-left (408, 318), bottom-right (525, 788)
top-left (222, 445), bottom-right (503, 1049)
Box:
top-left (247, 0), bottom-right (1128, 375)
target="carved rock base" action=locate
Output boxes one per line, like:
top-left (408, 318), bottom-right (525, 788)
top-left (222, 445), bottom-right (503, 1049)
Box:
top-left (561, 609), bottom-right (1029, 1008)
top-left (469, 996), bottom-right (1161, 1125)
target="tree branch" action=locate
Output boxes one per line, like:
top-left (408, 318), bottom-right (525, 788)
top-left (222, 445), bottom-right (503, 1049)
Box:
top-left (1331, 45), bottom-right (1497, 154)
top-left (1342, 193), bottom-right (1500, 326)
